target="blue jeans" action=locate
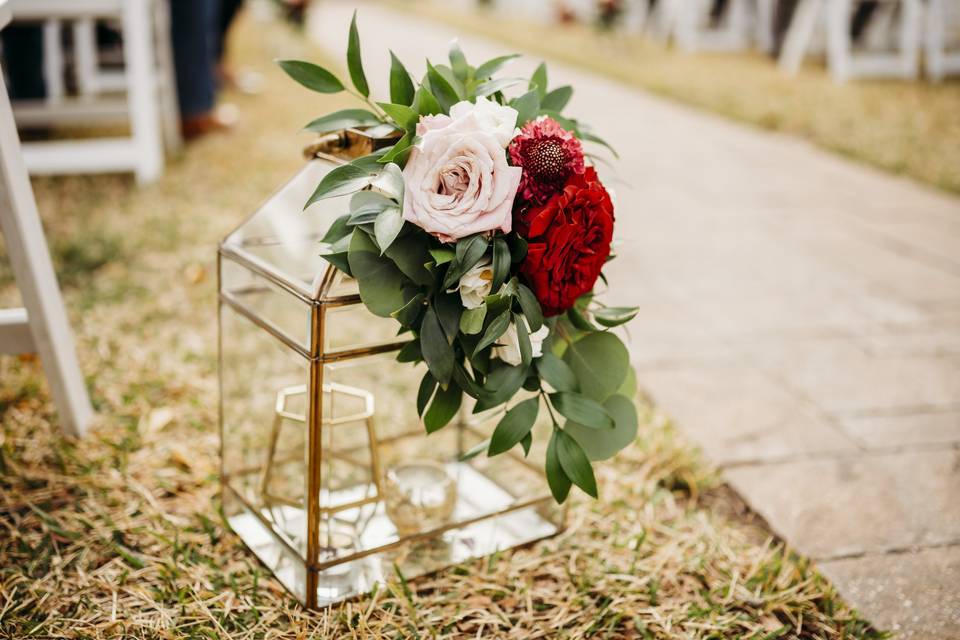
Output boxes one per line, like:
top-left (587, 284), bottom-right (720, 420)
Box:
top-left (170, 0), bottom-right (218, 118)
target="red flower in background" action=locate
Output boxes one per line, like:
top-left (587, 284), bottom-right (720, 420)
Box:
top-left (509, 117), bottom-right (585, 207)
top-left (517, 167), bottom-right (614, 316)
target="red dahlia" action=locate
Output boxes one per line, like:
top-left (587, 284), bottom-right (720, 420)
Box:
top-left (508, 117), bottom-right (585, 207)
top-left (517, 167), bottom-right (614, 316)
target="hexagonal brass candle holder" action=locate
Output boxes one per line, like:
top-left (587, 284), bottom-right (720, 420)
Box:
top-left (218, 130), bottom-right (565, 608)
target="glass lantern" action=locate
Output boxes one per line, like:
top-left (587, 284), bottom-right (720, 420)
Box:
top-left (218, 130), bottom-right (565, 608)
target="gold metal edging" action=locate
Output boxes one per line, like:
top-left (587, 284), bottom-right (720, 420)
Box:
top-left (219, 290), bottom-right (311, 359)
top-left (219, 246), bottom-right (315, 303)
top-left (305, 303), bottom-right (323, 607)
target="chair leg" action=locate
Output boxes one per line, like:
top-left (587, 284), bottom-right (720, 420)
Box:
top-left (0, 73), bottom-right (93, 438)
top-left (123, 0), bottom-right (164, 184)
top-left (153, 0), bottom-right (183, 155)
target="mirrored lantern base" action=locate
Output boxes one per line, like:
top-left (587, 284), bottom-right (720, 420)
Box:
top-left (226, 462), bottom-right (562, 607)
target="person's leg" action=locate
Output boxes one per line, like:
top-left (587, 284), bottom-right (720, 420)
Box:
top-left (216, 0), bottom-right (244, 62)
top-left (169, 0), bottom-right (217, 120)
top-left (850, 0), bottom-right (879, 43)
top-left (772, 0), bottom-right (800, 57)
top-left (1, 25), bottom-right (46, 100)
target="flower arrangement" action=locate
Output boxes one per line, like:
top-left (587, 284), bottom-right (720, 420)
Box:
top-left (279, 13), bottom-right (638, 504)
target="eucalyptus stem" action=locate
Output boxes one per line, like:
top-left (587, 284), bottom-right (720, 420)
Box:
top-left (540, 389), bottom-right (560, 429)
top-left (347, 88), bottom-right (388, 120)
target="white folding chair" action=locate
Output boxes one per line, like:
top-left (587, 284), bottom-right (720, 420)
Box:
top-left (0, 0), bottom-right (94, 438)
top-left (674, 0), bottom-right (753, 51)
top-left (925, 0), bottom-right (960, 81)
top-left (7, 0), bottom-right (180, 184)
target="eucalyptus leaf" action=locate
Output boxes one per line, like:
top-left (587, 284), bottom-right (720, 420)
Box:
top-left (396, 339), bottom-right (421, 363)
top-left (515, 314), bottom-right (532, 366)
top-left (384, 233), bottom-right (433, 285)
top-left (304, 108), bottom-right (381, 133)
top-left (346, 12), bottom-right (369, 97)
top-left (434, 291), bottom-right (463, 344)
top-left (377, 132), bottom-right (413, 166)
top-left (474, 364), bottom-right (528, 412)
top-left (416, 371), bottom-right (437, 417)
top-left (536, 352), bottom-right (578, 393)
top-left (374, 206), bottom-right (404, 253)
top-left (549, 392), bottom-right (614, 429)
top-left (563, 332), bottom-right (630, 402)
top-left (546, 430), bottom-right (572, 503)
top-left (413, 86), bottom-right (442, 116)
top-left (371, 162), bottom-right (404, 201)
top-left (565, 394), bottom-right (638, 461)
top-left (448, 41), bottom-right (469, 82)
top-left (510, 90), bottom-right (540, 127)
top-left (429, 247), bottom-right (455, 265)
top-left (556, 429), bottom-right (597, 498)
top-left (530, 62), bottom-right (548, 98)
top-left (475, 77), bottom-right (524, 97)
top-left (389, 50), bottom-right (416, 105)
top-left (459, 439), bottom-right (490, 462)
top-left (347, 231), bottom-right (406, 317)
top-left (351, 190), bottom-right (394, 210)
top-left (488, 397), bottom-right (539, 456)
top-left (460, 305), bottom-right (486, 335)
top-left (392, 292), bottom-right (425, 327)
top-left (277, 59), bottom-right (344, 93)
top-left (306, 163), bottom-right (373, 206)
top-left (320, 214), bottom-right (351, 245)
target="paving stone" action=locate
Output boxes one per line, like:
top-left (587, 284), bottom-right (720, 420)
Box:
top-left (841, 410), bottom-right (960, 449)
top-left (638, 365), bottom-right (858, 465)
top-left (818, 547), bottom-right (960, 640)
top-left (725, 451), bottom-right (960, 559)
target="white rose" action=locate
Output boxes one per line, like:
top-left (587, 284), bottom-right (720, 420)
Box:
top-left (402, 104), bottom-right (522, 243)
top-left (449, 96), bottom-right (519, 148)
top-left (451, 258), bottom-right (493, 309)
top-left (494, 319), bottom-right (550, 366)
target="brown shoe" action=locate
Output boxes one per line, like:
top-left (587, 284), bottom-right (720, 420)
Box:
top-left (180, 104), bottom-right (238, 141)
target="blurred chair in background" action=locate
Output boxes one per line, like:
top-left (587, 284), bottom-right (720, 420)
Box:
top-left (0, 0), bottom-right (93, 438)
top-left (3, 0), bottom-right (180, 184)
top-left (925, 0), bottom-right (960, 81)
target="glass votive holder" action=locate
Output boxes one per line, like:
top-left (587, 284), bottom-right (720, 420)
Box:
top-left (383, 460), bottom-right (457, 537)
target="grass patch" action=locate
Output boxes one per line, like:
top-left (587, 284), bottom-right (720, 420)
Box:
top-left (0, 9), bottom-right (886, 639)
top-left (392, 0), bottom-right (960, 194)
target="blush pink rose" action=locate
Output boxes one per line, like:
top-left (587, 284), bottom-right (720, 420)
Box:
top-left (402, 100), bottom-right (522, 243)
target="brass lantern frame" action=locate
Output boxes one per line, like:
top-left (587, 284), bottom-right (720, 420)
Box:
top-left (217, 130), bottom-right (566, 609)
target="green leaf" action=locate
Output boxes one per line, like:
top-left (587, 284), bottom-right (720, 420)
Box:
top-left (389, 51), bottom-right (416, 105)
top-left (536, 352), bottom-right (578, 393)
top-left (567, 305), bottom-right (598, 332)
top-left (541, 85), bottom-right (573, 112)
top-left (475, 53), bottom-right (520, 79)
top-left (371, 162), bottom-right (405, 201)
top-left (475, 364), bottom-right (528, 411)
top-left (346, 12), bottom-right (369, 97)
top-left (434, 291), bottom-right (463, 344)
top-left (448, 41), bottom-right (469, 83)
top-left (618, 365), bottom-right (637, 399)
top-left (377, 132), bottom-right (413, 166)
top-left (426, 61), bottom-right (460, 112)
top-left (566, 394), bottom-right (638, 461)
top-left (348, 232), bottom-right (407, 317)
top-left (546, 430), bottom-right (572, 503)
top-left (306, 163), bottom-right (373, 206)
top-left (488, 397), bottom-right (539, 456)
top-left (416, 371), bottom-right (436, 417)
top-left (429, 247), bottom-right (455, 265)
top-left (563, 332), bottom-right (630, 402)
top-left (507, 234), bottom-right (527, 263)
top-left (391, 292), bottom-right (425, 327)
top-left (530, 62), bottom-right (548, 98)
top-left (516, 284), bottom-right (544, 332)
top-left (579, 129), bottom-right (619, 158)
top-left (593, 306), bottom-right (639, 328)
top-left (550, 392), bottom-right (613, 429)
top-left (475, 310), bottom-right (511, 356)
top-left (277, 59), bottom-right (344, 93)
top-left (459, 439), bottom-right (490, 462)
top-left (460, 305), bottom-right (486, 335)
top-left (377, 102), bottom-right (418, 130)
top-left (452, 361), bottom-right (485, 398)
top-left (304, 108), bottom-right (381, 133)
top-left (515, 314), bottom-right (532, 366)
top-left (397, 339), bottom-right (421, 363)
top-left (384, 233), bottom-right (433, 286)
top-left (373, 206), bottom-right (404, 253)
top-left (443, 234), bottom-right (489, 290)
top-left (520, 432), bottom-right (532, 456)
top-left (351, 190), bottom-right (394, 210)
top-left (413, 86), bottom-right (442, 116)
top-left (490, 237), bottom-right (510, 292)
top-left (556, 430), bottom-right (597, 498)
top-left (511, 90), bottom-right (540, 127)
top-left (424, 381), bottom-right (462, 433)
top-left (420, 306), bottom-right (454, 385)
top-left (475, 77), bottom-right (524, 97)
top-left (320, 214), bottom-right (352, 245)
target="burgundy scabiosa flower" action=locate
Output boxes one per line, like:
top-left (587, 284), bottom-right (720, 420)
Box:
top-left (508, 116), bottom-right (585, 207)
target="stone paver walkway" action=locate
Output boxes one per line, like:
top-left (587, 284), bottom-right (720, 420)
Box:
top-left (309, 4), bottom-right (960, 636)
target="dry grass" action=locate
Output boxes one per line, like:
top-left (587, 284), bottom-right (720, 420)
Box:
top-left (0, 10), bottom-right (886, 639)
top-left (393, 0), bottom-right (960, 195)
